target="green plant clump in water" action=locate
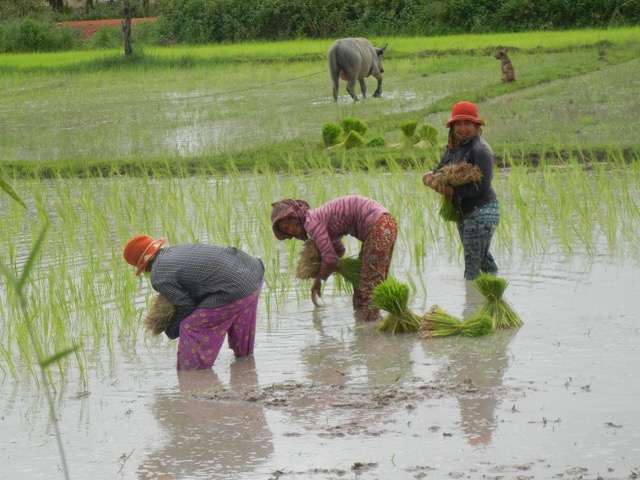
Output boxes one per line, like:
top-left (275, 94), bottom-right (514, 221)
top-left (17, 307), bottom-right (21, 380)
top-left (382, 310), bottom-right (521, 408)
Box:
top-left (414, 123), bottom-right (439, 148)
top-left (366, 136), bottom-right (386, 147)
top-left (420, 305), bottom-right (493, 338)
top-left (473, 272), bottom-right (523, 329)
top-left (399, 120), bottom-right (419, 148)
top-left (321, 122), bottom-right (343, 147)
top-left (373, 278), bottom-right (423, 333)
top-left (328, 130), bottom-right (364, 150)
top-left (341, 117), bottom-right (368, 136)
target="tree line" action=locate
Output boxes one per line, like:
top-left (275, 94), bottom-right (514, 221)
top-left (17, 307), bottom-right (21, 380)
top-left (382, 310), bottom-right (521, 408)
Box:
top-left (1, 0), bottom-right (639, 52)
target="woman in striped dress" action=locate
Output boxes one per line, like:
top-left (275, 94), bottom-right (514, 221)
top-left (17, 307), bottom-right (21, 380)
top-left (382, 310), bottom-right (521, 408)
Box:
top-left (271, 195), bottom-right (397, 322)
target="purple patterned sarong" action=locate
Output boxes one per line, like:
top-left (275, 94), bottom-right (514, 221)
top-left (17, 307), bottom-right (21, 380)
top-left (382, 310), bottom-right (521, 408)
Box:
top-left (177, 285), bottom-right (262, 370)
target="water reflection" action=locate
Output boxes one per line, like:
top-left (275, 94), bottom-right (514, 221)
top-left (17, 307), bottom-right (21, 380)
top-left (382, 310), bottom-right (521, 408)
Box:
top-left (137, 357), bottom-right (273, 479)
top-left (303, 308), bottom-right (417, 386)
top-left (423, 282), bottom-right (517, 446)
top-left (269, 308), bottom-right (420, 436)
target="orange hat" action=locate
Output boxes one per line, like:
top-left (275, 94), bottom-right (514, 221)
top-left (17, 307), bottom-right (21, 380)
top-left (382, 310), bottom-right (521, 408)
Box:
top-left (446, 101), bottom-right (485, 128)
top-left (123, 235), bottom-right (166, 276)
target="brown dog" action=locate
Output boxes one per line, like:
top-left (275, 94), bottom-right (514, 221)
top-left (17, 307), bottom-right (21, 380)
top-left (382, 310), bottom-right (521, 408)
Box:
top-left (495, 48), bottom-right (516, 83)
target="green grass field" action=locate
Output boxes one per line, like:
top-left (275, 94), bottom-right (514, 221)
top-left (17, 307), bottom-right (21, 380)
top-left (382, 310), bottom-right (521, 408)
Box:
top-left (1, 26), bottom-right (639, 177)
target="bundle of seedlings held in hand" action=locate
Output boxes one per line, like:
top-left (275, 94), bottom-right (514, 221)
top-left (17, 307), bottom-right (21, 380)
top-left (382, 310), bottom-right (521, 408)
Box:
top-left (373, 278), bottom-right (423, 333)
top-left (473, 272), bottom-right (523, 329)
top-left (429, 163), bottom-right (483, 222)
top-left (143, 294), bottom-right (176, 336)
top-left (419, 305), bottom-right (493, 338)
top-left (295, 240), bottom-right (362, 290)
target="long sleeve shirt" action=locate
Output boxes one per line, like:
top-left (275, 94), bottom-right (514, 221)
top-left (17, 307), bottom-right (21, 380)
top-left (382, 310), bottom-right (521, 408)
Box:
top-left (435, 135), bottom-right (497, 217)
top-left (304, 195), bottom-right (389, 280)
top-left (149, 243), bottom-right (264, 338)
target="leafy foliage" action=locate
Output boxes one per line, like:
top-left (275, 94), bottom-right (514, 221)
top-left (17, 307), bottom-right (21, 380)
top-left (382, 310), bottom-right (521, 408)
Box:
top-left (3, 0), bottom-right (640, 50)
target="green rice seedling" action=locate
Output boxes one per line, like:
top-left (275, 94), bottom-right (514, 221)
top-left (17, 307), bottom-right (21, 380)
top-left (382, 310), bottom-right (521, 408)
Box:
top-left (143, 294), bottom-right (176, 336)
top-left (336, 256), bottom-right (362, 291)
top-left (321, 122), bottom-right (343, 147)
top-left (438, 197), bottom-right (462, 223)
top-left (341, 117), bottom-right (368, 136)
top-left (420, 305), bottom-right (493, 338)
top-left (366, 136), bottom-right (386, 147)
top-left (413, 123), bottom-right (439, 148)
top-left (373, 278), bottom-right (423, 333)
top-left (429, 163), bottom-right (483, 222)
top-left (473, 272), bottom-right (523, 329)
top-left (327, 130), bottom-right (364, 150)
top-left (398, 120), bottom-right (419, 148)
top-left (295, 240), bottom-right (362, 290)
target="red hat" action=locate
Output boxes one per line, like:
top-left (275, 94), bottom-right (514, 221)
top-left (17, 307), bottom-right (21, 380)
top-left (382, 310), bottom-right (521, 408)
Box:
top-left (446, 101), bottom-right (485, 128)
top-left (123, 235), bottom-right (166, 276)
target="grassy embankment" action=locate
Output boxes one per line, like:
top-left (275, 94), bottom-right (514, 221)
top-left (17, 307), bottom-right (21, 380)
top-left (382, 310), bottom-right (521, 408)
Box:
top-left (0, 26), bottom-right (639, 178)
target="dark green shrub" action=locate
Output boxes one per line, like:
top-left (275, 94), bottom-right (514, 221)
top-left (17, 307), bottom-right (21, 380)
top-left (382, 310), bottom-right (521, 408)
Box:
top-left (0, 17), bottom-right (79, 52)
top-left (87, 25), bottom-right (123, 49)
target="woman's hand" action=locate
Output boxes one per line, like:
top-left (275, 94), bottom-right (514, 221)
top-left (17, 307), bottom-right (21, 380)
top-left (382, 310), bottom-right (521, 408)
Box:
top-left (311, 278), bottom-right (323, 308)
top-left (423, 171), bottom-right (454, 197)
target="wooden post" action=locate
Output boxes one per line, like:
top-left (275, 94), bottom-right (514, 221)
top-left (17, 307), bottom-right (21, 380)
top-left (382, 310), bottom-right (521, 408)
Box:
top-left (123, 0), bottom-right (132, 56)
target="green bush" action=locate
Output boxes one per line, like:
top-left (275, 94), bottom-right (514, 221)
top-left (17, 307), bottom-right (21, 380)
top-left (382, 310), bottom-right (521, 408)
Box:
top-left (87, 25), bottom-right (123, 49)
top-left (0, 18), bottom-right (79, 53)
top-left (2, 0), bottom-right (640, 50)
top-left (154, 0), bottom-right (640, 40)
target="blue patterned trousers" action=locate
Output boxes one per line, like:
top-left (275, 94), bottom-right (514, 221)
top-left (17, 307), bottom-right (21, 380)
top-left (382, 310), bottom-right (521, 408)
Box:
top-left (457, 199), bottom-right (500, 281)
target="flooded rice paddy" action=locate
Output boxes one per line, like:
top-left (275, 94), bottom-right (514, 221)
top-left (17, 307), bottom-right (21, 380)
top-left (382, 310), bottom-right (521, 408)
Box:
top-left (1, 169), bottom-right (639, 480)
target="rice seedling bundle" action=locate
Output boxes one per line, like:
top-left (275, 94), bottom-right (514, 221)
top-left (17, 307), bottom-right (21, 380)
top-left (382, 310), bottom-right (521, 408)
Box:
top-left (327, 130), bottom-right (364, 150)
top-left (399, 120), bottom-right (419, 148)
top-left (336, 256), bottom-right (362, 290)
top-left (295, 240), bottom-right (362, 289)
top-left (429, 163), bottom-right (483, 222)
top-left (429, 162), bottom-right (483, 190)
top-left (295, 240), bottom-right (322, 279)
top-left (419, 305), bottom-right (493, 338)
top-left (413, 123), bottom-right (439, 148)
top-left (473, 272), bottom-right (523, 329)
top-left (366, 136), bottom-right (386, 147)
top-left (373, 278), bottom-right (423, 333)
top-left (341, 117), bottom-right (368, 135)
top-left (438, 197), bottom-right (462, 222)
top-left (321, 122), bottom-right (342, 147)
top-left (143, 294), bottom-right (176, 336)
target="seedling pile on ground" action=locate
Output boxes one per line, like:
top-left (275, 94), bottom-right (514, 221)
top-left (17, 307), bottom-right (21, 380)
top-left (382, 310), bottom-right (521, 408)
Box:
top-left (473, 272), bottom-right (523, 329)
top-left (373, 278), bottom-right (423, 333)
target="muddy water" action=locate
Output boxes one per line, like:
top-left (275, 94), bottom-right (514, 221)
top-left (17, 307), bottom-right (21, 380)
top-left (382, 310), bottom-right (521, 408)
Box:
top-left (2, 180), bottom-right (640, 479)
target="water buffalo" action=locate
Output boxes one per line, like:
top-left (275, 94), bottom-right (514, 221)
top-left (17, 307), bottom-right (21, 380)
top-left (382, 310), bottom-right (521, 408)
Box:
top-left (327, 38), bottom-right (387, 102)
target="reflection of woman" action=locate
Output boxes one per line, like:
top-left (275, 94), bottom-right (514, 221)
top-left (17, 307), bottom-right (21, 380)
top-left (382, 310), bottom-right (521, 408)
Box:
top-left (302, 309), bottom-right (417, 386)
top-left (423, 283), bottom-right (516, 446)
top-left (137, 357), bottom-right (273, 479)
top-left (288, 309), bottom-right (418, 431)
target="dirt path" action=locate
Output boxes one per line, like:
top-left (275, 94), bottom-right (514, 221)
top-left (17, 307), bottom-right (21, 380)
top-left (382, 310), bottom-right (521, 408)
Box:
top-left (56, 18), bottom-right (157, 38)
